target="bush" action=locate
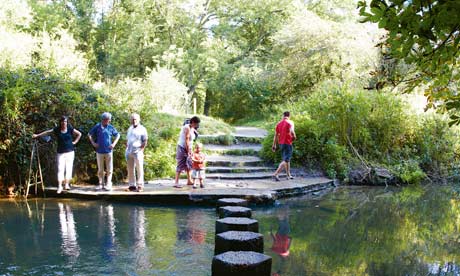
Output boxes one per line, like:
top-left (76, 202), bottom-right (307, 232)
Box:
top-left (260, 83), bottom-right (460, 184)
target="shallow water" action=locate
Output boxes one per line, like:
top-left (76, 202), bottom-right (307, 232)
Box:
top-left (1, 185), bottom-right (460, 275)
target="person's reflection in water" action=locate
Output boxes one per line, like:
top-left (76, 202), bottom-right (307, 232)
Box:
top-left (98, 204), bottom-right (117, 262)
top-left (270, 206), bottom-right (292, 276)
top-left (130, 207), bottom-right (150, 270)
top-left (177, 209), bottom-right (207, 245)
top-left (58, 202), bottom-right (80, 264)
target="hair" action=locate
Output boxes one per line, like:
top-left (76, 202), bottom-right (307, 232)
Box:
top-left (283, 111), bottom-right (290, 117)
top-left (190, 116), bottom-right (200, 124)
top-left (60, 116), bottom-right (68, 122)
top-left (101, 112), bottom-right (112, 120)
top-left (195, 142), bottom-right (203, 149)
top-left (131, 113), bottom-right (140, 121)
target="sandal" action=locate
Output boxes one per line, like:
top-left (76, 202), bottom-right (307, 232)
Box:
top-left (137, 187), bottom-right (144, 192)
top-left (125, 186), bottom-right (137, 192)
top-left (173, 185), bottom-right (183, 188)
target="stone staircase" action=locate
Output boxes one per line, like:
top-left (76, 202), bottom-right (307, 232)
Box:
top-left (201, 127), bottom-right (285, 181)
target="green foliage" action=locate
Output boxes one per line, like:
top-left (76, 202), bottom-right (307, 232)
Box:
top-left (358, 0), bottom-right (460, 123)
top-left (261, 83), bottom-right (460, 183)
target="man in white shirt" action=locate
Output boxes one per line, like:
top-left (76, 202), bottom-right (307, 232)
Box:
top-left (125, 113), bottom-right (148, 192)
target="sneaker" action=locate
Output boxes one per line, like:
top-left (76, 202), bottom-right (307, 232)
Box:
top-left (104, 185), bottom-right (112, 191)
top-left (193, 184), bottom-right (198, 189)
top-left (137, 186), bottom-right (143, 192)
top-left (200, 184), bottom-right (205, 188)
top-left (126, 186), bottom-right (137, 192)
top-left (64, 183), bottom-right (71, 190)
top-left (287, 175), bottom-right (295, 180)
top-left (273, 175), bottom-right (281, 182)
top-left (57, 185), bottom-right (63, 194)
top-left (173, 184), bottom-right (183, 188)
top-left (96, 184), bottom-right (103, 190)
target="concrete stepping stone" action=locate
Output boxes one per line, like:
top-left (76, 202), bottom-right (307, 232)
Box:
top-left (217, 198), bottom-right (248, 208)
top-left (212, 251), bottom-right (272, 276)
top-left (218, 206), bottom-right (252, 219)
top-left (216, 217), bottom-right (259, 234)
top-left (215, 231), bottom-right (264, 255)
top-left (205, 143), bottom-right (262, 152)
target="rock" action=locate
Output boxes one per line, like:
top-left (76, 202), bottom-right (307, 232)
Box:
top-left (212, 251), bottom-right (272, 276)
top-left (216, 217), bottom-right (259, 234)
top-left (217, 198), bottom-right (248, 210)
top-left (218, 206), bottom-right (252, 219)
top-left (215, 231), bottom-right (263, 255)
top-left (348, 166), bottom-right (395, 185)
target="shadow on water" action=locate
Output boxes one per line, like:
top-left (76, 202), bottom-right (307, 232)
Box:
top-left (1, 185), bottom-right (460, 275)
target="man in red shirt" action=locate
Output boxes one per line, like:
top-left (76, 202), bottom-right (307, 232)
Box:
top-left (272, 111), bottom-right (296, 181)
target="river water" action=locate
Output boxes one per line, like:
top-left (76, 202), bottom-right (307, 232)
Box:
top-left (1, 185), bottom-right (459, 275)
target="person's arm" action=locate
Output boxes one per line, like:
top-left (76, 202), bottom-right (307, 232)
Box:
top-left (184, 126), bottom-right (191, 154)
top-left (140, 130), bottom-right (148, 151)
top-left (291, 123), bottom-right (297, 141)
top-left (111, 133), bottom-right (120, 149)
top-left (32, 129), bottom-right (53, 139)
top-left (88, 131), bottom-right (98, 149)
top-left (272, 130), bottom-right (279, 152)
top-left (72, 129), bottom-right (82, 145)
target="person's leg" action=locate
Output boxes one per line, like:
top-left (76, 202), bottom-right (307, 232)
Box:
top-left (192, 170), bottom-right (198, 188)
top-left (64, 151), bottom-right (75, 189)
top-left (57, 153), bottom-right (65, 193)
top-left (126, 152), bottom-right (136, 188)
top-left (96, 153), bottom-right (104, 189)
top-left (186, 169), bottom-right (193, 185)
top-left (105, 152), bottom-right (113, 190)
top-left (200, 170), bottom-right (205, 188)
top-left (136, 152), bottom-right (144, 191)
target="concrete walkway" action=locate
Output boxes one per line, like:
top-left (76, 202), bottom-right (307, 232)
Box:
top-left (45, 126), bottom-right (334, 205)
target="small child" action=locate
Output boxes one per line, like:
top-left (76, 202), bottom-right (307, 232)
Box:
top-left (191, 143), bottom-right (206, 188)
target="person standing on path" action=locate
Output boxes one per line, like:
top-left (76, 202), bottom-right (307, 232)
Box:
top-left (32, 116), bottom-right (82, 194)
top-left (88, 112), bottom-right (120, 191)
top-left (125, 113), bottom-right (148, 192)
top-left (272, 111), bottom-right (296, 181)
top-left (174, 116), bottom-right (200, 188)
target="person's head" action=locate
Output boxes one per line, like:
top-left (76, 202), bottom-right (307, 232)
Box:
top-left (59, 116), bottom-right (69, 128)
top-left (130, 113), bottom-right (140, 127)
top-left (190, 116), bottom-right (200, 129)
top-left (194, 142), bottom-right (203, 152)
top-left (283, 111), bottom-right (290, 118)
top-left (101, 112), bottom-right (112, 126)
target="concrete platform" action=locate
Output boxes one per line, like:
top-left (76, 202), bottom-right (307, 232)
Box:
top-left (44, 176), bottom-right (334, 205)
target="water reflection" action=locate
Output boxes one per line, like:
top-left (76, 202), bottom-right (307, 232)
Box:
top-left (1, 185), bottom-right (460, 275)
top-left (129, 207), bottom-right (150, 270)
top-left (270, 206), bottom-right (291, 276)
top-left (58, 202), bottom-right (80, 263)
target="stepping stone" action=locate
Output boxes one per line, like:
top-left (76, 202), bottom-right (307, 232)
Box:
top-left (212, 251), bottom-right (272, 276)
top-left (215, 231), bottom-right (263, 255)
top-left (207, 155), bottom-right (264, 167)
top-left (207, 172), bottom-right (282, 180)
top-left (216, 217), bottom-right (259, 234)
top-left (217, 198), bottom-right (248, 209)
top-left (206, 166), bottom-right (273, 174)
top-left (218, 206), bottom-right (252, 219)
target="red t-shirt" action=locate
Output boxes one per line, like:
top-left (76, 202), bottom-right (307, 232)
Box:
top-left (275, 118), bottom-right (294, 145)
top-left (271, 233), bottom-right (291, 257)
top-left (192, 152), bottom-right (205, 169)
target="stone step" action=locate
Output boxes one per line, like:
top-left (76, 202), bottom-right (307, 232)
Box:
top-left (207, 155), bottom-right (265, 167)
top-left (207, 166), bottom-right (274, 173)
top-left (207, 172), bottom-right (285, 180)
top-left (204, 143), bottom-right (262, 155)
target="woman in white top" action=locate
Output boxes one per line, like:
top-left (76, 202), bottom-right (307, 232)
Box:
top-left (174, 116), bottom-right (200, 188)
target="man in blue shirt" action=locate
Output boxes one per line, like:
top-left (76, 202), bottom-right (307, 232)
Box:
top-left (88, 112), bottom-right (120, 191)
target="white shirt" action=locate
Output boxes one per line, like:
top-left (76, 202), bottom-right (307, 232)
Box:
top-left (126, 124), bottom-right (148, 154)
top-left (177, 124), bottom-right (195, 148)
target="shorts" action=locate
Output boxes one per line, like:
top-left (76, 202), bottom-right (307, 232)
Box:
top-left (280, 144), bottom-right (293, 162)
top-left (192, 169), bottom-right (206, 179)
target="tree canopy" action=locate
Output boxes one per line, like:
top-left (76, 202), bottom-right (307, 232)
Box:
top-left (358, 0), bottom-right (460, 124)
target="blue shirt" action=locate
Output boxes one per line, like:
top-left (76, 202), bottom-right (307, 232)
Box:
top-left (89, 123), bottom-right (120, 154)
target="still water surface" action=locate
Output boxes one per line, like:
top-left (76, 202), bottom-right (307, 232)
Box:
top-left (1, 185), bottom-right (460, 275)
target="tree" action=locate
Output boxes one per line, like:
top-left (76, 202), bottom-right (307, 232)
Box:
top-left (358, 0), bottom-right (460, 124)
